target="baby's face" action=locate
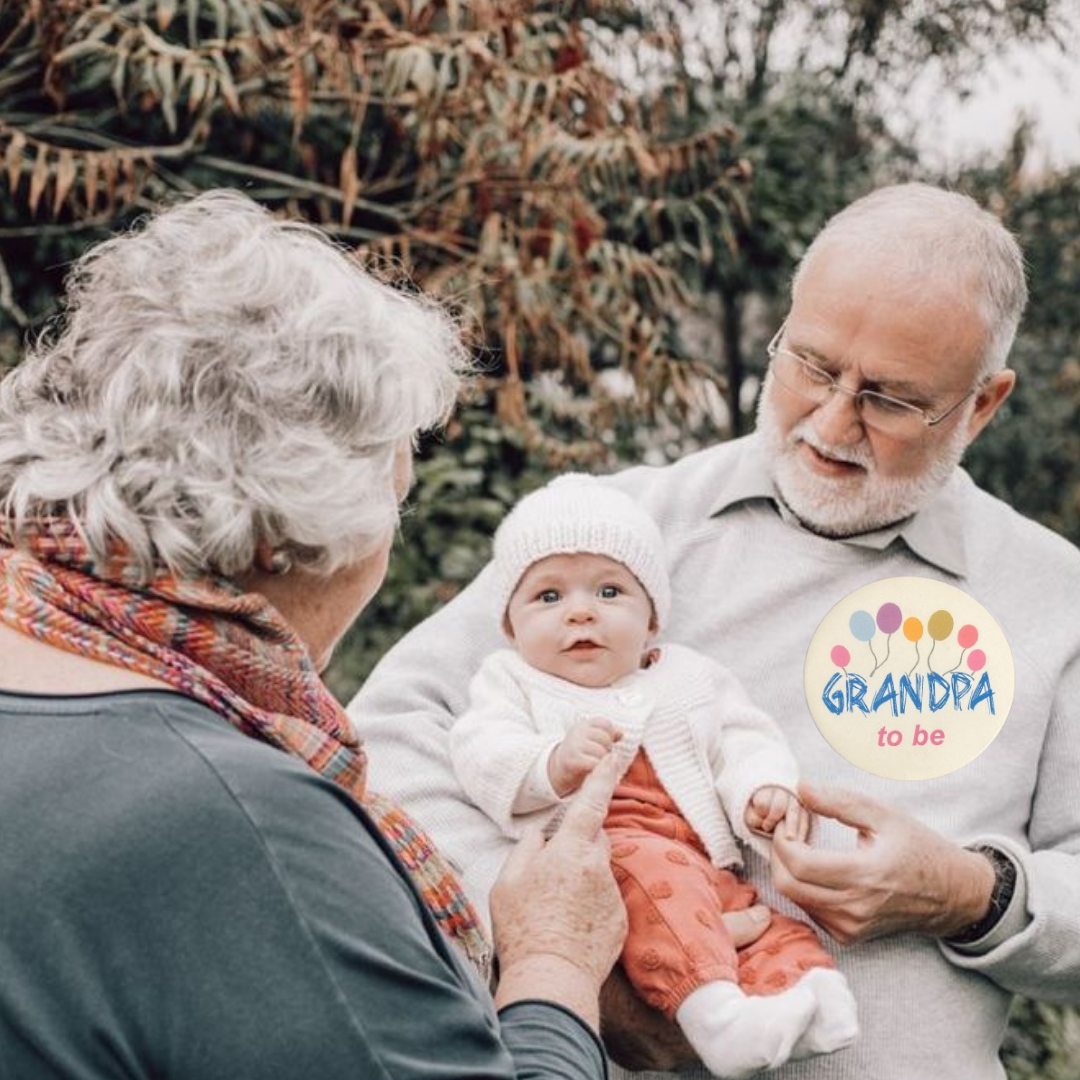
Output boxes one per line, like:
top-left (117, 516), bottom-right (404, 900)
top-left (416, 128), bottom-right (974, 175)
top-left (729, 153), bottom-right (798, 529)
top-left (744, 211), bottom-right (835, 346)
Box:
top-left (506, 552), bottom-right (654, 689)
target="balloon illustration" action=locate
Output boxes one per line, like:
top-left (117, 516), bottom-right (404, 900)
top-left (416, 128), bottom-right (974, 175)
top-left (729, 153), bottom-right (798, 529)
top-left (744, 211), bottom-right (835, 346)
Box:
top-left (876, 603), bottom-right (902, 634)
top-left (903, 617), bottom-right (924, 675)
top-left (831, 645), bottom-right (851, 668)
top-left (871, 602), bottom-right (902, 673)
top-left (849, 611), bottom-right (876, 641)
top-left (849, 609), bottom-right (878, 672)
top-left (927, 610), bottom-right (954, 640)
top-left (948, 623), bottom-right (980, 673)
top-left (968, 649), bottom-right (986, 672)
top-left (926, 609), bottom-right (954, 672)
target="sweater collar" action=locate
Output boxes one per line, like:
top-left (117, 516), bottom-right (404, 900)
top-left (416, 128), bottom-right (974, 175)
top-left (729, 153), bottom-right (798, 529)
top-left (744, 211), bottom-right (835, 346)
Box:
top-left (706, 433), bottom-right (969, 578)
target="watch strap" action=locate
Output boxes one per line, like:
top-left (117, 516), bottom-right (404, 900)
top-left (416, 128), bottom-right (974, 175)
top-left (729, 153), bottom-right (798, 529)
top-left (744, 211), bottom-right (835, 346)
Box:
top-left (947, 844), bottom-right (1018, 945)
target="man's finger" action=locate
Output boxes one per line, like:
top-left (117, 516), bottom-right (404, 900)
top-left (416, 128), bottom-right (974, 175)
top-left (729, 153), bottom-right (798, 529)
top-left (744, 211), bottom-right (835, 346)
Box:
top-left (783, 800), bottom-right (809, 838)
top-left (556, 751), bottom-right (619, 841)
top-left (799, 782), bottom-right (884, 836)
top-left (772, 828), bottom-right (861, 888)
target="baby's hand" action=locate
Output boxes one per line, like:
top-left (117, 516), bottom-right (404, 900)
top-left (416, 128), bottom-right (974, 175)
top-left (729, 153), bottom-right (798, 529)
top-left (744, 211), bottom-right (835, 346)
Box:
top-left (746, 786), bottom-right (810, 840)
top-left (548, 717), bottom-right (623, 797)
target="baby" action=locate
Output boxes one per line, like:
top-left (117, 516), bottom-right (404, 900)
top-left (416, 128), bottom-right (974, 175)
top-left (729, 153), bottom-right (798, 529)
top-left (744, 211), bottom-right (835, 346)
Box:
top-left (451, 475), bottom-right (858, 1078)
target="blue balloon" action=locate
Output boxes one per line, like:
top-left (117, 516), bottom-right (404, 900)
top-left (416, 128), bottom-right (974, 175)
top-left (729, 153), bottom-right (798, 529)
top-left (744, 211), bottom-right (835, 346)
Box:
top-left (849, 610), bottom-right (876, 642)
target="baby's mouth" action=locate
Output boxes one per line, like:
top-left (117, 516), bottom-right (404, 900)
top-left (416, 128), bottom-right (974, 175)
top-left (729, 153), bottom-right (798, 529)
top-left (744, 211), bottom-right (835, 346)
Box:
top-left (565, 639), bottom-right (602, 652)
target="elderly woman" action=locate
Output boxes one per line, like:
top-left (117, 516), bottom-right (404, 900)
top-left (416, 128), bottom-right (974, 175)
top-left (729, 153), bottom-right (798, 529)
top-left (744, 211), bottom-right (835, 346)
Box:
top-left (0, 191), bottom-right (626, 1079)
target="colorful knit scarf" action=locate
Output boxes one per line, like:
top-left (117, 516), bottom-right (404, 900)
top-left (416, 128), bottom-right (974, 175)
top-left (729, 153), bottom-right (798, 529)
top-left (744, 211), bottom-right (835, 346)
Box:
top-left (0, 520), bottom-right (490, 971)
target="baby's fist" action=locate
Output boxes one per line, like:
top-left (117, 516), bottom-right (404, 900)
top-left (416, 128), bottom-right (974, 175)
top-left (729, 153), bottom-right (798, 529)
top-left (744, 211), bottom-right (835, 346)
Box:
top-left (746, 786), bottom-right (809, 840)
top-left (548, 716), bottom-right (623, 796)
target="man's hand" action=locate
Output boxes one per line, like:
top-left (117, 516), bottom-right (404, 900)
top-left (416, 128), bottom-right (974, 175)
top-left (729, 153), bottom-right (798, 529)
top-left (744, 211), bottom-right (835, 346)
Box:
top-left (548, 716), bottom-right (623, 797)
top-left (770, 783), bottom-right (996, 945)
top-left (745, 785), bottom-right (810, 840)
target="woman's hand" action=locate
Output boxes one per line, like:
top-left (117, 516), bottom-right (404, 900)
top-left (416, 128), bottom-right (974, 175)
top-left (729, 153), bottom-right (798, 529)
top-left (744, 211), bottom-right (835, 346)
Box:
top-left (491, 753), bottom-right (627, 1030)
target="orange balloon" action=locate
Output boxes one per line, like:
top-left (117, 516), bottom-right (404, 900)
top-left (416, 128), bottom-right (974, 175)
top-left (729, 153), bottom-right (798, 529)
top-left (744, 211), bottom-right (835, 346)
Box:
top-left (903, 616), bottom-right (923, 643)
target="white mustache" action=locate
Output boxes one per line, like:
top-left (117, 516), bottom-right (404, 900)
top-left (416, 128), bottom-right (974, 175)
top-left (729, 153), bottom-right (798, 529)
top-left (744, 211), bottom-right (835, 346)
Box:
top-left (789, 419), bottom-right (873, 469)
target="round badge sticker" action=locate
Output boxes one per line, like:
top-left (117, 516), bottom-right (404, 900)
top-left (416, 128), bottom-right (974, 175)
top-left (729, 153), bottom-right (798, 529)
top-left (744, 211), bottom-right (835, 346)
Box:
top-left (804, 577), bottom-right (1013, 781)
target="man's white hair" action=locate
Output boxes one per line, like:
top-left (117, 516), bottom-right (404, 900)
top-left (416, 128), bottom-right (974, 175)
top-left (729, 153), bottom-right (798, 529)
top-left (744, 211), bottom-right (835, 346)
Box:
top-left (0, 189), bottom-right (469, 580)
top-left (793, 183), bottom-right (1028, 376)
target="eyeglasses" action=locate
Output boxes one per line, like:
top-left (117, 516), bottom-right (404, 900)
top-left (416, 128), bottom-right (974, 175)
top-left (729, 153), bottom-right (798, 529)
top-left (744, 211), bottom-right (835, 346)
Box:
top-left (766, 324), bottom-right (982, 439)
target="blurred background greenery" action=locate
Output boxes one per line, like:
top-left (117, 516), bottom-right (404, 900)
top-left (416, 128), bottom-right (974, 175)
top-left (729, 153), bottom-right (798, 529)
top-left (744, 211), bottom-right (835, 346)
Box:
top-left (2, 2), bottom-right (1078, 1073)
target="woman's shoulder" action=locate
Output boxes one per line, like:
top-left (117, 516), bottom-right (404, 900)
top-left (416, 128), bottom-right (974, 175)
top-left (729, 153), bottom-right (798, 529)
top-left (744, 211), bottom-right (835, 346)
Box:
top-left (1, 688), bottom-right (395, 884)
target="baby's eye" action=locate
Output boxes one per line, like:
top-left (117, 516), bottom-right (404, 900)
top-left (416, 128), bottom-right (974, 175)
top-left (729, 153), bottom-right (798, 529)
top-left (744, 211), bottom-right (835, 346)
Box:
top-left (598, 584), bottom-right (621, 599)
top-left (539, 589), bottom-right (561, 603)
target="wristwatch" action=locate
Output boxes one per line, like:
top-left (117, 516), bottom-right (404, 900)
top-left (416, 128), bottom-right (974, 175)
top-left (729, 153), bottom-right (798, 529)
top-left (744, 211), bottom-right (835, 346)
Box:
top-left (947, 844), bottom-right (1018, 945)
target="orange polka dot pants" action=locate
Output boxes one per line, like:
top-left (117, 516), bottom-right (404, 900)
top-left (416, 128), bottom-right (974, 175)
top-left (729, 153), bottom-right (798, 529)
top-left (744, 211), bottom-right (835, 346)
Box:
top-left (605, 750), bottom-right (834, 1019)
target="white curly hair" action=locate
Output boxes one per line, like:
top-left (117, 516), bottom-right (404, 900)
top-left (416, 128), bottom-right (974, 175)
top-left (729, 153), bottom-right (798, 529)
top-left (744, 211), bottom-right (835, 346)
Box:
top-left (0, 189), bottom-right (469, 580)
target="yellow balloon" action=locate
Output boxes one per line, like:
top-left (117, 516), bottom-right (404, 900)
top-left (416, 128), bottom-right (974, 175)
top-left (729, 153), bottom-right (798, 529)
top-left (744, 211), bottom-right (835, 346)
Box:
top-left (927, 609), bottom-right (954, 641)
top-left (903, 616), bottom-right (923, 643)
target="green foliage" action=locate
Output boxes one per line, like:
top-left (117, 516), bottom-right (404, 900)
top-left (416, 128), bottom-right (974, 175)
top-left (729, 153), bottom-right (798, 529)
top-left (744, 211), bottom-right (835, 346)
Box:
top-left (1004, 998), bottom-right (1080, 1080)
top-left (958, 155), bottom-right (1080, 547)
top-left (965, 331), bottom-right (1080, 547)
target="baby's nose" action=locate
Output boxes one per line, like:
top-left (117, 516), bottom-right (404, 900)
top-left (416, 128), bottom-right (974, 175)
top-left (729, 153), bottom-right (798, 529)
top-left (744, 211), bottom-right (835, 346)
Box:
top-left (566, 601), bottom-right (596, 622)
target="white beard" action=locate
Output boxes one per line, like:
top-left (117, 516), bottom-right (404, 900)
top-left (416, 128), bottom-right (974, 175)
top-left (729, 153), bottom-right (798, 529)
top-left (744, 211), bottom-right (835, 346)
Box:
top-left (754, 375), bottom-right (970, 538)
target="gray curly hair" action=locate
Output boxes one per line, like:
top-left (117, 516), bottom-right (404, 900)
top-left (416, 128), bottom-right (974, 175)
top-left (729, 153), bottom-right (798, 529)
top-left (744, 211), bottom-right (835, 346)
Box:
top-left (794, 182), bottom-right (1028, 377)
top-left (0, 189), bottom-right (469, 580)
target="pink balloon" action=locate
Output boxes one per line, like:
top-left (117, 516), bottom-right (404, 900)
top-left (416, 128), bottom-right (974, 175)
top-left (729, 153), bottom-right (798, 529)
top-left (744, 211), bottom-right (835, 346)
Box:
top-left (876, 602), bottom-right (902, 634)
top-left (957, 624), bottom-right (978, 649)
top-left (968, 649), bottom-right (986, 672)
top-left (831, 645), bottom-right (851, 668)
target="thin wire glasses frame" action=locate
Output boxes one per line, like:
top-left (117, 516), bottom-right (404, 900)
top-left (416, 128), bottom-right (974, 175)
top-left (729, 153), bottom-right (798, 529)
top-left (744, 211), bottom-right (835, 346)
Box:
top-left (766, 322), bottom-right (984, 437)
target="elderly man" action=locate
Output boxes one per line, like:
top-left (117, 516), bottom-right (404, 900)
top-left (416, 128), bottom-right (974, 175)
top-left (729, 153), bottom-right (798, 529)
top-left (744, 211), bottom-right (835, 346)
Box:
top-left (349, 183), bottom-right (1080, 1080)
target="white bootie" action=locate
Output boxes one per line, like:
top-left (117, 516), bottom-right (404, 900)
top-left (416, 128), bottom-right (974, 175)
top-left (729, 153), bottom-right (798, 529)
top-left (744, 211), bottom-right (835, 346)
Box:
top-left (790, 967), bottom-right (860, 1059)
top-left (676, 979), bottom-right (816, 1079)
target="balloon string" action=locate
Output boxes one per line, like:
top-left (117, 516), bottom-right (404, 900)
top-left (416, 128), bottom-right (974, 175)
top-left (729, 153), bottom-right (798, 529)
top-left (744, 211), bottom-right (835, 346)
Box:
top-left (927, 640), bottom-right (937, 673)
top-left (872, 633), bottom-right (892, 676)
top-left (907, 643), bottom-right (920, 677)
top-left (867, 640), bottom-right (879, 673)
top-left (945, 647), bottom-right (966, 675)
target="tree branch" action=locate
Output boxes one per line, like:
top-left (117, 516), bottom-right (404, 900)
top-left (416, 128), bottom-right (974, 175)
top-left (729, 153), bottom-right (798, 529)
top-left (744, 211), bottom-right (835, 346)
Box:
top-left (0, 250), bottom-right (29, 328)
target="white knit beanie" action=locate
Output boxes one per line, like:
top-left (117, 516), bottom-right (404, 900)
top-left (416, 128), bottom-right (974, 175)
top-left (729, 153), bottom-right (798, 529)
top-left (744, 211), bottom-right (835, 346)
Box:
top-left (493, 474), bottom-right (671, 629)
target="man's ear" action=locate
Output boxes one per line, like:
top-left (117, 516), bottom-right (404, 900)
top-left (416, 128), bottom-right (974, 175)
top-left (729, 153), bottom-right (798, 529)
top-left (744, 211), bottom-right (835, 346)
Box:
top-left (965, 369), bottom-right (1016, 445)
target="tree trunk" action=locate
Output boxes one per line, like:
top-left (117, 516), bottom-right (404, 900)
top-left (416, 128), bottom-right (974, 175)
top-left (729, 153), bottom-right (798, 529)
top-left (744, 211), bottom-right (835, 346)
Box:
top-left (722, 290), bottom-right (745, 437)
